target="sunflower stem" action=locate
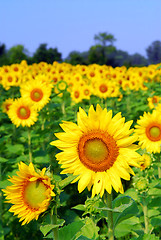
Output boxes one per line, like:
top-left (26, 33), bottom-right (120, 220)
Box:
top-left (158, 167), bottom-right (161, 178)
top-left (106, 192), bottom-right (114, 240)
top-left (126, 92), bottom-right (131, 115)
top-left (61, 101), bottom-right (66, 116)
top-left (51, 196), bottom-right (59, 240)
top-left (27, 127), bottom-right (32, 163)
top-left (41, 113), bottom-right (46, 151)
top-left (142, 192), bottom-right (149, 234)
top-left (0, 163), bottom-right (4, 240)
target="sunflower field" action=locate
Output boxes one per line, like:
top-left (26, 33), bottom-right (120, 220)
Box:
top-left (0, 60), bottom-right (161, 240)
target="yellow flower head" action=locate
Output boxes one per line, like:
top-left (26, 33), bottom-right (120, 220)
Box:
top-left (2, 162), bottom-right (55, 225)
top-left (1, 72), bottom-right (17, 90)
top-left (95, 80), bottom-right (112, 99)
top-left (7, 98), bottom-right (38, 127)
top-left (20, 76), bottom-right (52, 111)
top-left (139, 153), bottom-right (151, 171)
top-left (82, 85), bottom-right (92, 100)
top-left (51, 104), bottom-right (141, 197)
top-left (134, 109), bottom-right (161, 153)
top-left (147, 96), bottom-right (161, 109)
top-left (70, 84), bottom-right (84, 103)
top-left (57, 80), bottom-right (67, 91)
top-left (1, 98), bottom-right (14, 113)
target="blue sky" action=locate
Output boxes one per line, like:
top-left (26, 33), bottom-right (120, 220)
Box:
top-left (1, 0), bottom-right (161, 59)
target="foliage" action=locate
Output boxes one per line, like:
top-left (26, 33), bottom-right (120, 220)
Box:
top-left (0, 61), bottom-right (161, 239)
top-left (146, 41), bottom-right (161, 65)
top-left (1, 32), bottom-right (160, 67)
top-left (7, 45), bottom-right (29, 64)
top-left (94, 32), bottom-right (116, 46)
top-left (32, 43), bottom-right (62, 64)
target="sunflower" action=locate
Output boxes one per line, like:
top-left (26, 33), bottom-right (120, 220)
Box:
top-left (7, 98), bottom-right (38, 127)
top-left (2, 162), bottom-right (55, 225)
top-left (139, 153), bottom-right (151, 171)
top-left (1, 72), bottom-right (17, 90)
top-left (70, 84), bottom-right (84, 103)
top-left (95, 80), bottom-right (112, 99)
top-left (50, 104), bottom-right (140, 197)
top-left (2, 98), bottom-right (14, 113)
top-left (20, 76), bottom-right (52, 111)
top-left (82, 85), bottom-right (92, 100)
top-left (134, 109), bottom-right (161, 153)
top-left (147, 96), bottom-right (161, 109)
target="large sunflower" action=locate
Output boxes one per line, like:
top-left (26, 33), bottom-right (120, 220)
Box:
top-left (2, 162), bottom-right (55, 225)
top-left (7, 98), bottom-right (38, 127)
top-left (50, 104), bottom-right (140, 197)
top-left (20, 76), bottom-right (52, 111)
top-left (134, 109), bottom-right (161, 153)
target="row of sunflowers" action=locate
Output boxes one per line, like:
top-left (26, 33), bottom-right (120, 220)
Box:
top-left (1, 60), bottom-right (161, 103)
top-left (0, 61), bottom-right (161, 239)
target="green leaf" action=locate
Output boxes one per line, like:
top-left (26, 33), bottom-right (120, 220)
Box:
top-left (114, 202), bottom-right (135, 212)
top-left (5, 144), bottom-right (24, 155)
top-left (149, 197), bottom-right (161, 208)
top-left (113, 195), bottom-right (139, 227)
top-left (148, 188), bottom-right (161, 196)
top-left (148, 179), bottom-right (161, 188)
top-left (114, 222), bottom-right (133, 238)
top-left (114, 216), bottom-right (141, 238)
top-left (137, 234), bottom-right (160, 240)
top-left (15, 155), bottom-right (29, 163)
top-left (96, 206), bottom-right (122, 213)
top-left (76, 218), bottom-right (99, 239)
top-left (40, 219), bottom-right (65, 236)
top-left (72, 204), bottom-right (86, 211)
top-left (59, 175), bottom-right (78, 189)
top-left (148, 209), bottom-right (160, 218)
top-left (151, 215), bottom-right (161, 227)
top-left (0, 157), bottom-right (8, 163)
top-left (58, 220), bottom-right (84, 240)
top-left (40, 224), bottom-right (55, 237)
top-left (34, 155), bottom-right (50, 164)
top-left (124, 188), bottom-right (139, 202)
top-left (77, 237), bottom-right (91, 240)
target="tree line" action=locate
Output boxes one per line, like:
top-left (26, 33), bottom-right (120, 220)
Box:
top-left (0, 32), bottom-right (161, 67)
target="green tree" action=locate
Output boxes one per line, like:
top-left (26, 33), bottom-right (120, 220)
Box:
top-left (65, 51), bottom-right (88, 65)
top-left (0, 42), bottom-right (9, 66)
top-left (94, 32), bottom-right (116, 47)
top-left (0, 43), bottom-right (6, 56)
top-left (104, 49), bottom-right (129, 67)
top-left (129, 53), bottom-right (148, 66)
top-left (88, 44), bottom-right (116, 65)
top-left (88, 32), bottom-right (116, 64)
top-left (146, 40), bottom-right (161, 64)
top-left (7, 45), bottom-right (28, 64)
top-left (32, 44), bottom-right (62, 64)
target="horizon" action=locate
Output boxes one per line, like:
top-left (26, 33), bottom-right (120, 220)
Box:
top-left (1, 0), bottom-right (161, 59)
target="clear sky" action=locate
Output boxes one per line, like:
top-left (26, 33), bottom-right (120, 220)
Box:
top-left (1, 0), bottom-right (161, 59)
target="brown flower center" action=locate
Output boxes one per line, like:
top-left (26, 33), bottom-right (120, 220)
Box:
top-left (99, 84), bottom-right (108, 93)
top-left (74, 91), bottom-right (79, 98)
top-left (146, 123), bottom-right (161, 141)
top-left (8, 76), bottom-right (13, 82)
top-left (84, 89), bottom-right (89, 96)
top-left (17, 106), bottom-right (31, 119)
top-left (24, 180), bottom-right (47, 209)
top-left (30, 88), bottom-right (43, 102)
top-left (78, 131), bottom-right (119, 172)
